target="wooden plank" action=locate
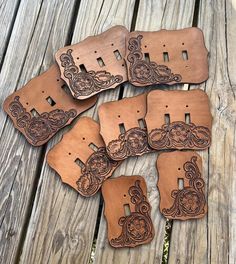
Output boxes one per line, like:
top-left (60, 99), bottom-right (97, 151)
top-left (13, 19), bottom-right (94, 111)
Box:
top-left (19, 0), bottom-right (136, 263)
top-left (93, 0), bottom-right (196, 263)
top-left (0, 0), bottom-right (79, 263)
top-left (0, 0), bottom-right (20, 66)
top-left (169, 0), bottom-right (236, 263)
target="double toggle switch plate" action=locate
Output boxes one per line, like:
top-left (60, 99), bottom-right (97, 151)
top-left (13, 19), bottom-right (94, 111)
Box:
top-left (47, 117), bottom-right (120, 197)
top-left (3, 65), bottom-right (97, 146)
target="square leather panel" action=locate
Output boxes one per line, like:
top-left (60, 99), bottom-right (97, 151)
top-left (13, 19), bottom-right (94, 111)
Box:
top-left (3, 64), bottom-right (97, 146)
top-left (145, 89), bottom-right (212, 150)
top-left (55, 25), bottom-right (129, 100)
top-left (157, 151), bottom-right (207, 220)
top-left (102, 175), bottom-right (154, 248)
top-left (47, 117), bottom-right (120, 197)
top-left (125, 27), bottom-right (208, 86)
top-left (98, 93), bottom-right (152, 160)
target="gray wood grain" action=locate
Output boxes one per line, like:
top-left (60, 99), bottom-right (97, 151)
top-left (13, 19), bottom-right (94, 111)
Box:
top-left (0, 0), bottom-right (79, 263)
top-left (19, 0), bottom-right (136, 263)
top-left (0, 0), bottom-right (20, 66)
top-left (93, 1), bottom-right (196, 263)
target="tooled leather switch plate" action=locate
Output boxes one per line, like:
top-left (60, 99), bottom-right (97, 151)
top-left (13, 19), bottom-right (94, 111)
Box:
top-left (102, 176), bottom-right (154, 248)
top-left (55, 25), bottom-right (128, 100)
top-left (47, 117), bottom-right (120, 197)
top-left (146, 89), bottom-right (212, 150)
top-left (3, 65), bottom-right (97, 146)
top-left (125, 27), bottom-right (208, 86)
top-left (98, 93), bottom-right (152, 161)
top-left (157, 151), bottom-right (207, 220)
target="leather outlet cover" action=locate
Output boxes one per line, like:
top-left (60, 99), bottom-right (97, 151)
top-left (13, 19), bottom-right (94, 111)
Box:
top-left (3, 64), bottom-right (97, 146)
top-left (98, 93), bottom-right (152, 161)
top-left (145, 89), bottom-right (212, 150)
top-left (55, 25), bottom-right (129, 100)
top-left (157, 151), bottom-right (207, 220)
top-left (125, 27), bottom-right (208, 87)
top-left (47, 117), bottom-right (120, 197)
top-left (102, 175), bottom-right (154, 248)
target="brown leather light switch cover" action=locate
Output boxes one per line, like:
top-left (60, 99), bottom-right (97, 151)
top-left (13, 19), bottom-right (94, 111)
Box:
top-left (102, 175), bottom-right (154, 248)
top-left (3, 65), bottom-right (97, 146)
top-left (157, 151), bottom-right (207, 220)
top-left (125, 27), bottom-right (208, 87)
top-left (55, 25), bottom-right (128, 100)
top-left (98, 93), bottom-right (152, 161)
top-left (47, 117), bottom-right (120, 197)
top-left (146, 89), bottom-right (212, 150)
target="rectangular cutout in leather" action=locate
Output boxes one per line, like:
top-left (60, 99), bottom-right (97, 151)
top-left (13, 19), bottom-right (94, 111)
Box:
top-left (125, 27), bottom-right (208, 86)
top-left (102, 175), bottom-right (154, 248)
top-left (47, 117), bottom-right (120, 197)
top-left (145, 89), bottom-right (212, 150)
top-left (98, 93), bottom-right (152, 161)
top-left (3, 64), bottom-right (97, 146)
top-left (55, 25), bottom-right (129, 100)
top-left (157, 151), bottom-right (207, 220)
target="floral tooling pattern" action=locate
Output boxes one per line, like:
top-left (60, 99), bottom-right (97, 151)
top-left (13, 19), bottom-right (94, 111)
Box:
top-left (127, 35), bottom-right (182, 85)
top-left (148, 121), bottom-right (211, 150)
top-left (59, 49), bottom-right (123, 97)
top-left (162, 156), bottom-right (206, 218)
top-left (76, 147), bottom-right (118, 197)
top-left (107, 127), bottom-right (152, 160)
top-left (8, 96), bottom-right (77, 146)
top-left (110, 180), bottom-right (154, 247)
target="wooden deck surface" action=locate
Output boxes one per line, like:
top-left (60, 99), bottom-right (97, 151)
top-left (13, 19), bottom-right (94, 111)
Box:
top-left (0, 0), bottom-right (235, 263)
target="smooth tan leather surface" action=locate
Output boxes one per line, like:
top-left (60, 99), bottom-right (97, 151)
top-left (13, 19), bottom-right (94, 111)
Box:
top-left (98, 93), bottom-right (152, 160)
top-left (157, 151), bottom-right (207, 220)
top-left (102, 175), bottom-right (154, 248)
top-left (125, 27), bottom-right (208, 86)
top-left (47, 117), bottom-right (120, 197)
top-left (3, 65), bottom-right (97, 146)
top-left (55, 26), bottom-right (129, 100)
top-left (145, 89), bottom-right (212, 150)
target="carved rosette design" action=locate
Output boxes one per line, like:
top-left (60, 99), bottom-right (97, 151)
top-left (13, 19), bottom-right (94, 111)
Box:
top-left (8, 96), bottom-right (77, 145)
top-left (106, 127), bottom-right (152, 160)
top-left (148, 121), bottom-right (211, 150)
top-left (162, 156), bottom-right (206, 218)
top-left (59, 49), bottom-right (123, 97)
top-left (127, 35), bottom-right (182, 85)
top-left (110, 180), bottom-right (154, 247)
top-left (76, 147), bottom-right (118, 197)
